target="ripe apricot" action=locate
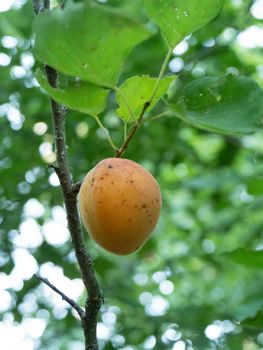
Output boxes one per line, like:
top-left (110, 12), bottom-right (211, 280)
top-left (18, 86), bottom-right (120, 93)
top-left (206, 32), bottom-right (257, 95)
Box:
top-left (78, 158), bottom-right (161, 255)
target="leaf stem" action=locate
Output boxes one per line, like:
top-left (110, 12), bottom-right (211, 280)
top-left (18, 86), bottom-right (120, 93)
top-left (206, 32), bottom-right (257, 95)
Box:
top-left (144, 110), bottom-right (172, 123)
top-left (94, 115), bottom-right (118, 151)
top-left (124, 121), bottom-right (127, 141)
top-left (150, 47), bottom-right (173, 104)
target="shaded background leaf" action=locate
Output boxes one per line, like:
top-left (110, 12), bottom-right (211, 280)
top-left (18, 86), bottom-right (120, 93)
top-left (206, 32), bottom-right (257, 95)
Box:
top-left (224, 248), bottom-right (263, 269)
top-left (168, 75), bottom-right (263, 135)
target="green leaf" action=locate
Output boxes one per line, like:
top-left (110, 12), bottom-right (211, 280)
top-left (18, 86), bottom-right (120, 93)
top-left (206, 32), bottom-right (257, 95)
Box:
top-left (116, 75), bottom-right (174, 122)
top-left (33, 1), bottom-right (152, 87)
top-left (0, 2), bottom-right (34, 38)
top-left (145, 0), bottom-right (224, 47)
top-left (168, 75), bottom-right (263, 135)
top-left (241, 309), bottom-right (263, 329)
top-left (246, 177), bottom-right (263, 196)
top-left (224, 248), bottom-right (263, 270)
top-left (35, 69), bottom-right (109, 115)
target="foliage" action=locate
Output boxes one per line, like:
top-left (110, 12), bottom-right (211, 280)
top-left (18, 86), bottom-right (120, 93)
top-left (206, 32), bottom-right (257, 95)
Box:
top-left (1, 0), bottom-right (263, 349)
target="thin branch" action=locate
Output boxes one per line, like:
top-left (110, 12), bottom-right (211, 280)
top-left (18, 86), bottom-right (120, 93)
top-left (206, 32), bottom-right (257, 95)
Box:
top-left (32, 2), bottom-right (102, 349)
top-left (32, 0), bottom-right (42, 14)
top-left (34, 274), bottom-right (85, 318)
top-left (115, 101), bottom-right (150, 157)
top-left (71, 180), bottom-right (83, 194)
top-left (115, 48), bottom-right (173, 158)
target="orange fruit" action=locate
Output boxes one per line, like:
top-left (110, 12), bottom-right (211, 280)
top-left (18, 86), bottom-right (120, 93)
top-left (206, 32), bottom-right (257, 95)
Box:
top-left (78, 158), bottom-right (161, 255)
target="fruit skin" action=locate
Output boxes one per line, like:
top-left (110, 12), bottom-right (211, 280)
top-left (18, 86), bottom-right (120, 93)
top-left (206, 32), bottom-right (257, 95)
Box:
top-left (78, 158), bottom-right (162, 255)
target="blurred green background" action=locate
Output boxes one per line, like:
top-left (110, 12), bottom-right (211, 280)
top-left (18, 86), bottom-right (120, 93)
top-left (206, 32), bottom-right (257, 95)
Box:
top-left (0, 0), bottom-right (263, 349)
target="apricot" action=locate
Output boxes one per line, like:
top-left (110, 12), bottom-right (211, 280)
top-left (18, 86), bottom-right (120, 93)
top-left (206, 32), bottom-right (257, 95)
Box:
top-left (78, 158), bottom-right (161, 255)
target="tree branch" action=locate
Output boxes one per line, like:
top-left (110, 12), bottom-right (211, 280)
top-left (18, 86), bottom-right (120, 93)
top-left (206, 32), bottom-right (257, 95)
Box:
top-left (115, 101), bottom-right (150, 157)
top-left (32, 2), bottom-right (102, 349)
top-left (34, 274), bottom-right (85, 318)
top-left (32, 0), bottom-right (42, 14)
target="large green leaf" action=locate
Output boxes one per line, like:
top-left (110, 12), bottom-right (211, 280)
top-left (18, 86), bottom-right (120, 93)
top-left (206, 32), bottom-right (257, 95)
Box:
top-left (144, 0), bottom-right (224, 47)
top-left (224, 248), bottom-right (263, 269)
top-left (168, 75), bottom-right (263, 135)
top-left (35, 69), bottom-right (109, 115)
top-left (116, 75), bottom-right (174, 122)
top-left (33, 1), bottom-right (152, 87)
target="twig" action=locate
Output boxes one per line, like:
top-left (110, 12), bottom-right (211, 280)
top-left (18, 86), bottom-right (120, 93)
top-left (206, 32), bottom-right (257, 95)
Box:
top-left (71, 181), bottom-right (83, 194)
top-left (32, 0), bottom-right (42, 14)
top-left (115, 101), bottom-right (150, 157)
top-left (32, 2), bottom-right (102, 350)
top-left (34, 274), bottom-right (85, 318)
top-left (115, 47), bottom-right (173, 158)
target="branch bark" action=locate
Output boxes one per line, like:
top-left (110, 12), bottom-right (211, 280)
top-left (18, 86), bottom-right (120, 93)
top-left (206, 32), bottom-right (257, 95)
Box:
top-left (32, 2), bottom-right (102, 349)
top-left (115, 101), bottom-right (150, 158)
top-left (34, 274), bottom-right (85, 318)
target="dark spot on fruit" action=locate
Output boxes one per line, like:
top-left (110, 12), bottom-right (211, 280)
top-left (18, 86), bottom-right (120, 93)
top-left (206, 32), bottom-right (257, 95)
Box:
top-left (141, 204), bottom-right (147, 209)
top-left (91, 178), bottom-right (95, 182)
top-left (148, 214), bottom-right (152, 218)
top-left (134, 205), bottom-right (138, 208)
top-left (130, 180), bottom-right (134, 183)
top-left (156, 199), bottom-right (159, 203)
top-left (108, 165), bottom-right (113, 169)
top-left (128, 218), bottom-right (132, 222)
top-left (150, 220), bottom-right (153, 224)
top-left (100, 177), bottom-right (104, 180)
top-left (111, 181), bottom-right (114, 185)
